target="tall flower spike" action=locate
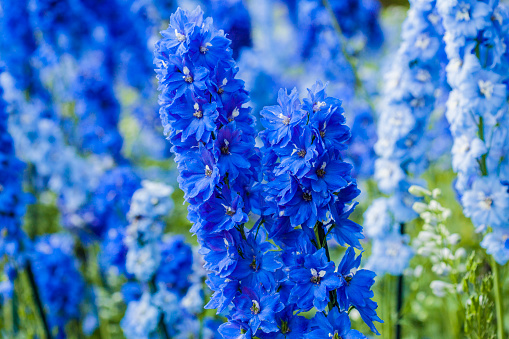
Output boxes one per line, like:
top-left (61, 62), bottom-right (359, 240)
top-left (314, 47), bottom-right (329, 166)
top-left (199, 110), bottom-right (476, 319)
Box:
top-left (365, 0), bottom-right (450, 275)
top-left (155, 7), bottom-right (380, 337)
top-left (437, 0), bottom-right (509, 263)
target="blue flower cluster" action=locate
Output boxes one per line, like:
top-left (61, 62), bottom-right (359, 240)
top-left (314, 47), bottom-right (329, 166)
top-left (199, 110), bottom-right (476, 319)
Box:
top-left (155, 7), bottom-right (381, 337)
top-left (31, 233), bottom-right (85, 336)
top-left (0, 75), bottom-right (29, 265)
top-left (365, 0), bottom-right (450, 275)
top-left (121, 180), bottom-right (219, 338)
top-left (437, 0), bottom-right (509, 264)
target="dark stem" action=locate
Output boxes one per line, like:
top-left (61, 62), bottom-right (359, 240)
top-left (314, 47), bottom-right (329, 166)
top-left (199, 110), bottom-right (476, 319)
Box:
top-left (314, 223), bottom-right (338, 311)
top-left (395, 223), bottom-right (405, 339)
top-left (26, 261), bottom-right (53, 339)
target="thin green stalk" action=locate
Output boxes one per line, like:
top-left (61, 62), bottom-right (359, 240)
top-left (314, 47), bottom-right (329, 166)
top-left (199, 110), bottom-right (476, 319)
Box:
top-left (383, 276), bottom-right (393, 339)
top-left (12, 275), bottom-right (19, 334)
top-left (26, 262), bottom-right (53, 339)
top-left (491, 257), bottom-right (504, 339)
top-left (321, 0), bottom-right (375, 112)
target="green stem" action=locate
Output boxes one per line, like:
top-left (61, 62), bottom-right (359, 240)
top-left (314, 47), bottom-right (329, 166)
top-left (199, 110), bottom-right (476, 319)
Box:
top-left (26, 262), bottom-right (53, 339)
top-left (321, 0), bottom-right (375, 111)
top-left (12, 275), bottom-right (19, 334)
top-left (384, 276), bottom-right (393, 339)
top-left (491, 257), bottom-right (504, 339)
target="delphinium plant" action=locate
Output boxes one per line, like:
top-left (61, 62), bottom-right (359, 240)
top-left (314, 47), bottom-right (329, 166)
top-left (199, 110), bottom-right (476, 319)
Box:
top-left (437, 0), bottom-right (509, 337)
top-left (154, 6), bottom-right (382, 338)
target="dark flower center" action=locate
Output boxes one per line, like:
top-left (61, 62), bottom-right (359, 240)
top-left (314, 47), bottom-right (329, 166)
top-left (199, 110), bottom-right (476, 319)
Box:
top-left (345, 275), bottom-right (352, 285)
top-left (310, 276), bottom-right (321, 284)
top-left (221, 143), bottom-right (230, 155)
top-left (193, 110), bottom-right (203, 118)
top-left (200, 46), bottom-right (208, 53)
top-left (184, 75), bottom-right (193, 83)
top-left (303, 192), bottom-right (312, 201)
top-left (317, 169), bottom-right (325, 178)
top-left (218, 87), bottom-right (224, 94)
top-left (297, 150), bottom-right (306, 158)
top-left (320, 130), bottom-right (325, 138)
top-left (225, 206), bottom-right (235, 216)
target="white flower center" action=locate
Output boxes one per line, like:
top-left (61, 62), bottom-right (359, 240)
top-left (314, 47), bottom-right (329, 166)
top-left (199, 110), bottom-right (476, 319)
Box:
top-left (313, 101), bottom-right (326, 112)
top-left (175, 29), bottom-right (186, 42)
top-left (415, 34), bottom-right (430, 50)
top-left (278, 113), bottom-right (290, 125)
top-left (456, 3), bottom-right (471, 21)
top-left (478, 80), bottom-right (494, 99)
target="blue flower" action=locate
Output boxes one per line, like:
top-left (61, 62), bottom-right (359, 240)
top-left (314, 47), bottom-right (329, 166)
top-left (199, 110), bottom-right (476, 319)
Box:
top-left (461, 176), bottom-right (509, 230)
top-left (200, 230), bottom-right (240, 277)
top-left (167, 94), bottom-right (219, 143)
top-left (177, 147), bottom-right (220, 203)
top-left (188, 19), bottom-right (232, 69)
top-left (232, 231), bottom-right (282, 291)
top-left (288, 248), bottom-right (341, 312)
top-left (191, 185), bottom-right (249, 235)
top-left (305, 308), bottom-right (367, 339)
top-left (275, 127), bottom-right (318, 178)
top-left (260, 88), bottom-right (305, 147)
top-left (215, 125), bottom-right (252, 180)
top-left (481, 229), bottom-right (509, 265)
top-left (336, 248), bottom-right (381, 334)
top-left (232, 286), bottom-right (284, 334)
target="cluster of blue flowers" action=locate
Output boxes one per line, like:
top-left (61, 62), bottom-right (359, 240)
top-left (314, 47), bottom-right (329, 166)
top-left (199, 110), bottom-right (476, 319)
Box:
top-left (30, 233), bottom-right (85, 337)
top-left (364, 0), bottom-right (450, 275)
top-left (0, 71), bottom-right (30, 291)
top-left (155, 6), bottom-right (381, 337)
top-left (437, 0), bottom-right (509, 264)
top-left (121, 180), bottom-right (219, 338)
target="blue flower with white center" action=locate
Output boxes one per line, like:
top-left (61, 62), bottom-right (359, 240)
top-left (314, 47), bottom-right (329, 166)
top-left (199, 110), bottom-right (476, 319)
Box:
top-left (166, 94), bottom-right (219, 143)
top-left (121, 292), bottom-right (160, 339)
top-left (199, 230), bottom-right (240, 277)
top-left (158, 57), bottom-right (209, 103)
top-left (451, 135), bottom-right (487, 174)
top-left (288, 248), bottom-right (341, 312)
top-left (177, 147), bottom-right (220, 204)
top-left (305, 308), bottom-right (367, 339)
top-left (260, 88), bottom-right (306, 147)
top-left (188, 18), bottom-right (233, 69)
top-left (336, 248), bottom-right (381, 334)
top-left (232, 286), bottom-right (284, 334)
top-left (302, 151), bottom-right (351, 195)
top-left (437, 0), bottom-right (492, 38)
top-left (191, 185), bottom-right (249, 235)
top-left (275, 127), bottom-right (318, 178)
top-left (461, 176), bottom-right (509, 230)
top-left (157, 7), bottom-right (204, 57)
top-left (366, 232), bottom-right (414, 276)
top-left (214, 125), bottom-right (252, 180)
top-left (210, 62), bottom-right (246, 105)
